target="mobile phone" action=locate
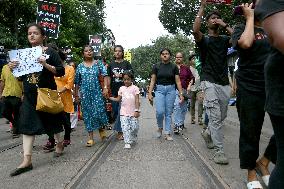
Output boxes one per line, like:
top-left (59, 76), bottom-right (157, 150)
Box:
top-left (234, 3), bottom-right (256, 16)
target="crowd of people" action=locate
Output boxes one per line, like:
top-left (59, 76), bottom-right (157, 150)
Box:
top-left (0, 0), bottom-right (283, 188)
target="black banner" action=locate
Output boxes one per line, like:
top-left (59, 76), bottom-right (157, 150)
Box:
top-left (36, 1), bottom-right (61, 39)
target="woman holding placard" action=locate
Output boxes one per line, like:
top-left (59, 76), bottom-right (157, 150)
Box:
top-left (8, 23), bottom-right (65, 176)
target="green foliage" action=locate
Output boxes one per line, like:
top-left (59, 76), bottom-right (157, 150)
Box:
top-left (159, 0), bottom-right (250, 35)
top-left (131, 34), bottom-right (195, 83)
top-left (0, 0), bottom-right (108, 64)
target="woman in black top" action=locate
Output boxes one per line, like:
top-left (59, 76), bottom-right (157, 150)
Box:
top-left (8, 23), bottom-right (65, 176)
top-left (107, 45), bottom-right (133, 140)
top-left (232, 2), bottom-right (276, 188)
top-left (255, 1), bottom-right (284, 188)
top-left (148, 48), bottom-right (184, 141)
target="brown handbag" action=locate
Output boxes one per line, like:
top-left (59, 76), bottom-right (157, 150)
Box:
top-left (36, 88), bottom-right (64, 114)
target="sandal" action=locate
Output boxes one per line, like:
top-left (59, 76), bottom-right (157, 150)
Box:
top-left (99, 128), bottom-right (107, 141)
top-left (255, 161), bottom-right (270, 187)
top-left (86, 139), bottom-right (95, 147)
top-left (247, 181), bottom-right (263, 189)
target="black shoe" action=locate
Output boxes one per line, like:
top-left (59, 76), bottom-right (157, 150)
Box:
top-left (173, 127), bottom-right (180, 134)
top-left (10, 164), bottom-right (33, 176)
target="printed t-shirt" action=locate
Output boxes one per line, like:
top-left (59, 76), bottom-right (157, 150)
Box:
top-left (107, 60), bottom-right (133, 96)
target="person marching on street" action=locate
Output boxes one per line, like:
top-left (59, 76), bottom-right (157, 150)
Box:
top-left (148, 48), bottom-right (184, 141)
top-left (232, 2), bottom-right (276, 188)
top-left (188, 54), bottom-right (204, 126)
top-left (74, 45), bottom-right (109, 147)
top-left (193, 0), bottom-right (233, 164)
top-left (9, 23), bottom-right (65, 176)
top-left (107, 45), bottom-right (133, 140)
top-left (173, 52), bottom-right (194, 133)
top-left (109, 71), bottom-right (140, 149)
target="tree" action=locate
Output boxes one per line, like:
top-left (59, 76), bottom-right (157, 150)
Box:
top-left (131, 34), bottom-right (195, 82)
top-left (0, 0), bottom-right (108, 64)
top-left (159, 0), bottom-right (248, 35)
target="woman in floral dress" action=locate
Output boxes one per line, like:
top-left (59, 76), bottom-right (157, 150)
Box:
top-left (74, 45), bottom-right (109, 146)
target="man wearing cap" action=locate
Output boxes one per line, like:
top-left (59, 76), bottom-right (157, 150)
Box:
top-left (192, 0), bottom-right (233, 165)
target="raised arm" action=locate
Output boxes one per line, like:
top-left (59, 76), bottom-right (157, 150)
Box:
top-left (193, 0), bottom-right (206, 43)
top-left (237, 3), bottom-right (255, 49)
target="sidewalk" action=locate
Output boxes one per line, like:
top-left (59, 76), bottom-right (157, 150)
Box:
top-left (0, 119), bottom-right (113, 189)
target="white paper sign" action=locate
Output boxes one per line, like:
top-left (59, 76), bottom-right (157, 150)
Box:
top-left (8, 46), bottom-right (43, 77)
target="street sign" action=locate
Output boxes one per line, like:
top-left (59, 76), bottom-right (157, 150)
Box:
top-left (89, 35), bottom-right (102, 56)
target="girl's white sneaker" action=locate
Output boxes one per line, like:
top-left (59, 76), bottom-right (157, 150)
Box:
top-left (124, 144), bottom-right (131, 149)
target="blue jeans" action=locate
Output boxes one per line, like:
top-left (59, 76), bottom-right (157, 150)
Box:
top-left (173, 90), bottom-right (187, 127)
top-left (112, 101), bottom-right (122, 132)
top-left (155, 84), bottom-right (176, 135)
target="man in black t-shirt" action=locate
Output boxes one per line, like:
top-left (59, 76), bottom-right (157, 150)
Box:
top-left (255, 1), bottom-right (284, 188)
top-left (192, 0), bottom-right (233, 165)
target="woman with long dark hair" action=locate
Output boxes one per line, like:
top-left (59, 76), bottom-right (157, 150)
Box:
top-left (74, 45), bottom-right (109, 146)
top-left (8, 23), bottom-right (65, 176)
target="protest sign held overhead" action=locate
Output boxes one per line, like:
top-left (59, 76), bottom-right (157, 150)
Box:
top-left (8, 46), bottom-right (43, 77)
top-left (36, 1), bottom-right (61, 39)
top-left (89, 35), bottom-right (102, 56)
top-left (206, 0), bottom-right (232, 4)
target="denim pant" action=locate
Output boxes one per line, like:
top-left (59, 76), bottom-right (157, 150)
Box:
top-left (237, 88), bottom-right (276, 169)
top-left (173, 90), bottom-right (187, 127)
top-left (201, 81), bottom-right (230, 152)
top-left (155, 84), bottom-right (176, 135)
top-left (112, 101), bottom-right (122, 132)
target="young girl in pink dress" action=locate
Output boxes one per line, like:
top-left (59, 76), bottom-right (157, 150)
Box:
top-left (109, 71), bottom-right (140, 149)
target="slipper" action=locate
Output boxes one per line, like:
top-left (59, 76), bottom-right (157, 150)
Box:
top-left (247, 181), bottom-right (263, 189)
top-left (255, 167), bottom-right (270, 187)
top-left (86, 139), bottom-right (95, 147)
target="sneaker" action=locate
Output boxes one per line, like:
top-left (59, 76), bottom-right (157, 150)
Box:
top-left (179, 124), bottom-right (185, 130)
top-left (43, 141), bottom-right (55, 152)
top-left (173, 127), bottom-right (179, 134)
top-left (124, 143), bottom-right (131, 149)
top-left (213, 151), bottom-right (229, 165)
top-left (201, 130), bottom-right (214, 149)
top-left (164, 134), bottom-right (173, 141)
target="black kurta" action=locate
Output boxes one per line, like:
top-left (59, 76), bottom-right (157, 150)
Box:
top-left (18, 47), bottom-right (65, 136)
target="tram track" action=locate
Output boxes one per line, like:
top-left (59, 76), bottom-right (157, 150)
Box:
top-left (0, 141), bottom-right (22, 153)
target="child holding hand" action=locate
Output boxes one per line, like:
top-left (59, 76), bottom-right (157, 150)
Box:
top-left (109, 71), bottom-right (140, 149)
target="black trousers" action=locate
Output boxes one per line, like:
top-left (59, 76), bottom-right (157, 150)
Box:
top-left (2, 96), bottom-right (22, 134)
top-left (48, 112), bottom-right (71, 142)
top-left (237, 89), bottom-right (276, 169)
top-left (269, 114), bottom-right (284, 189)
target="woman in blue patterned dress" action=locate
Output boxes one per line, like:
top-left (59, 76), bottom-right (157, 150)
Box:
top-left (74, 45), bottom-right (109, 146)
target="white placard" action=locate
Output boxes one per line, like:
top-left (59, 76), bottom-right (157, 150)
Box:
top-left (8, 46), bottom-right (43, 77)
